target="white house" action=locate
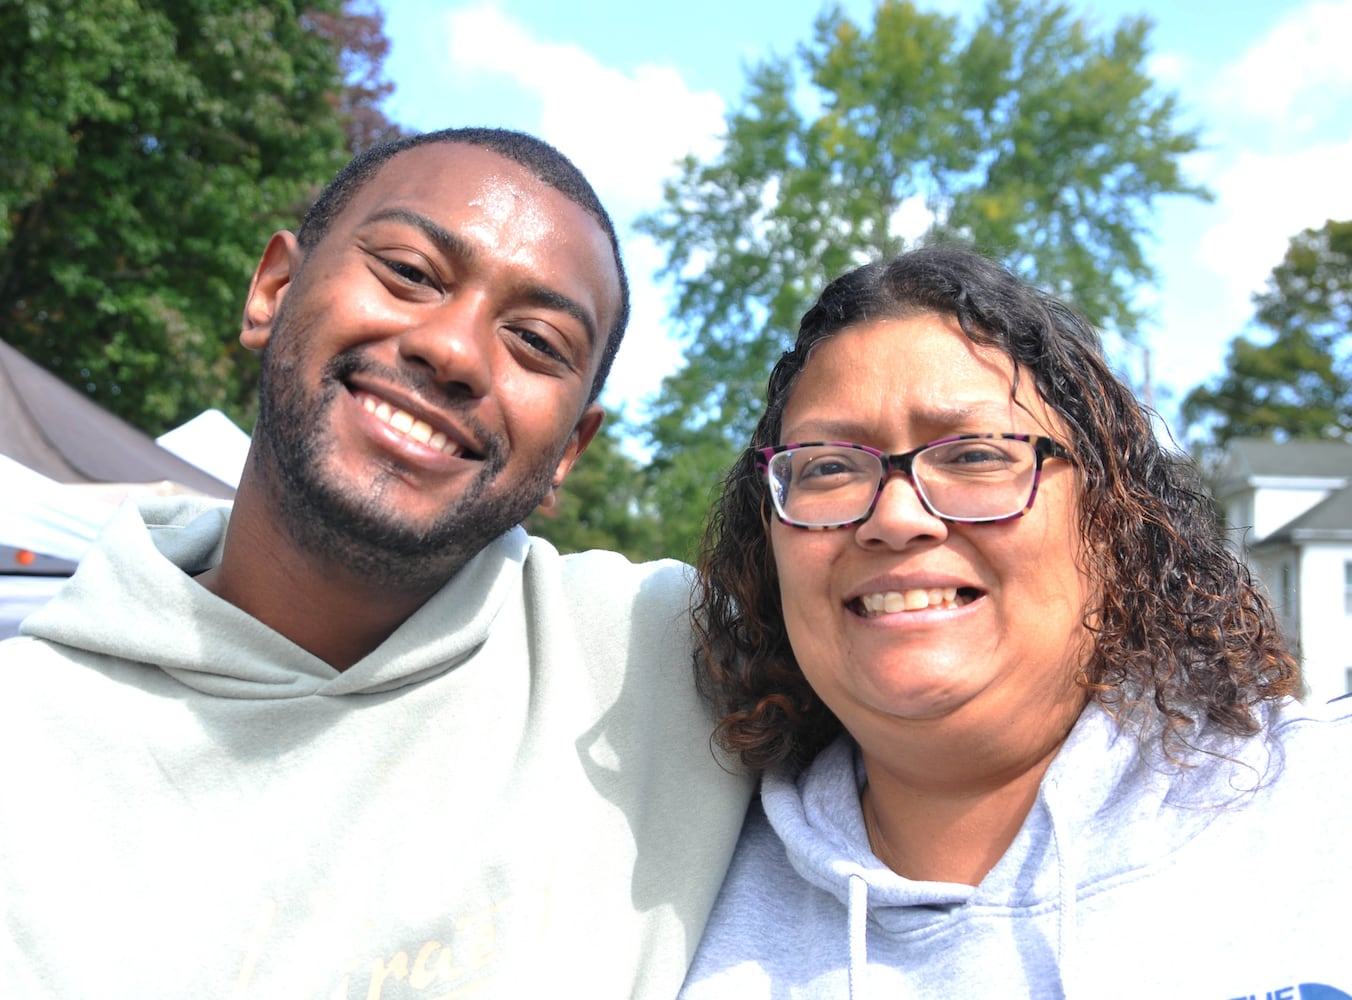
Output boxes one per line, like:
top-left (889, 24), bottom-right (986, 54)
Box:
top-left (1213, 438), bottom-right (1352, 705)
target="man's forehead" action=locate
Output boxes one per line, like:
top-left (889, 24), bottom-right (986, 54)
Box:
top-left (353, 144), bottom-right (567, 226)
top-left (350, 146), bottom-right (613, 267)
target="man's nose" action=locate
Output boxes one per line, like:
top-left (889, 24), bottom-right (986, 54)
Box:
top-left (397, 296), bottom-right (493, 398)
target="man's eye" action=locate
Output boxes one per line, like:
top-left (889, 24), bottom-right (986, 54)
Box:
top-left (515, 328), bottom-right (566, 364)
top-left (382, 258), bottom-right (433, 286)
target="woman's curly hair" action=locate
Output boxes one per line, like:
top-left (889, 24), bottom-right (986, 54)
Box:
top-left (694, 246), bottom-right (1300, 773)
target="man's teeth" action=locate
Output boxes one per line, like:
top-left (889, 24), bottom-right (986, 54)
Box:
top-left (859, 588), bottom-right (960, 616)
top-left (360, 396), bottom-right (460, 456)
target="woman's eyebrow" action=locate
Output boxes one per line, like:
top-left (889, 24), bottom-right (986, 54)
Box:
top-left (789, 403), bottom-right (1014, 438)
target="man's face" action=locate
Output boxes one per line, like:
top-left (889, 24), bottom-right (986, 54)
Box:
top-left (241, 143), bottom-right (619, 589)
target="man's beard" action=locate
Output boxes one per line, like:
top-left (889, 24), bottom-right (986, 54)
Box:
top-left (251, 320), bottom-right (558, 592)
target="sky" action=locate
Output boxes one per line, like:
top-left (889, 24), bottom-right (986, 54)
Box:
top-left (378, 0), bottom-right (1352, 441)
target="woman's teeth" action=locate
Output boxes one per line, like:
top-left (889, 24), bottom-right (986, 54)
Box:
top-left (858, 587), bottom-right (961, 616)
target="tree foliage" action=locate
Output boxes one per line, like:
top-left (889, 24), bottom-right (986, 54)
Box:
top-left (305, 0), bottom-right (403, 153)
top-left (1183, 218), bottom-right (1352, 460)
top-left (524, 418), bottom-right (667, 563)
top-left (0, 0), bottom-right (400, 435)
top-left (635, 0), bottom-right (1207, 558)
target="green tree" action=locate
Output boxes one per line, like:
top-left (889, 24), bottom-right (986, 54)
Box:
top-left (305, 0), bottom-right (404, 153)
top-left (636, 0), bottom-right (1207, 557)
top-left (1182, 218), bottom-right (1352, 460)
top-left (524, 418), bottom-right (667, 562)
top-left (0, 0), bottom-right (399, 435)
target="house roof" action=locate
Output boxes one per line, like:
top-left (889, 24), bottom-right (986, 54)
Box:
top-left (1254, 485), bottom-right (1352, 546)
top-left (1220, 437), bottom-right (1352, 482)
top-left (0, 338), bottom-right (235, 498)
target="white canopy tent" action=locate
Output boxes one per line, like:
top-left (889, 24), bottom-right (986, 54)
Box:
top-left (0, 454), bottom-right (115, 567)
top-left (155, 408), bottom-right (250, 489)
top-left (0, 454), bottom-right (236, 637)
top-left (0, 339), bottom-right (248, 636)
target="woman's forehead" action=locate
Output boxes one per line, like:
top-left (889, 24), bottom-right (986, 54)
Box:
top-left (778, 318), bottom-right (1070, 445)
top-left (780, 317), bottom-right (1059, 431)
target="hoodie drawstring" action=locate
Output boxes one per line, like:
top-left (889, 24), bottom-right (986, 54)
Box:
top-left (1045, 777), bottom-right (1080, 999)
top-left (846, 872), bottom-right (869, 999)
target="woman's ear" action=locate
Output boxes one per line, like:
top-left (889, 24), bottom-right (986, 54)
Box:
top-left (241, 231), bottom-right (304, 351)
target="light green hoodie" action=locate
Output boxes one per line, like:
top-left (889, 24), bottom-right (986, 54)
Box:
top-left (1, 498), bottom-right (751, 998)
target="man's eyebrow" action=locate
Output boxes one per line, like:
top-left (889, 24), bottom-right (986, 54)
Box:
top-left (514, 285), bottom-right (598, 349)
top-left (365, 207), bottom-right (474, 263)
top-left (364, 207), bottom-right (599, 349)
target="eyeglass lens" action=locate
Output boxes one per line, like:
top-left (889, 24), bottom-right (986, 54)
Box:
top-left (767, 438), bottom-right (1042, 525)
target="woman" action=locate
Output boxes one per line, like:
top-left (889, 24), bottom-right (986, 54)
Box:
top-left (682, 247), bottom-right (1350, 998)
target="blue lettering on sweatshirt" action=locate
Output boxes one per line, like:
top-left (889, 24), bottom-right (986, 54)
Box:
top-left (1299, 986), bottom-right (1352, 1000)
top-left (1227, 985), bottom-right (1352, 1000)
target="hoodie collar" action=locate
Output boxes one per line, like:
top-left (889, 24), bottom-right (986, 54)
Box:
top-left (23, 497), bottom-right (529, 697)
top-left (761, 704), bottom-right (1247, 923)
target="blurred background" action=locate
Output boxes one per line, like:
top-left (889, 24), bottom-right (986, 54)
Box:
top-left (2, 0), bottom-right (1348, 574)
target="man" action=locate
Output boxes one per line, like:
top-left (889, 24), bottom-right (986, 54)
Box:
top-left (0, 129), bottom-right (750, 998)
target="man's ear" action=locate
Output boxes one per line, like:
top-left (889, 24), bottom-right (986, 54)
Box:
top-left (537, 404), bottom-right (605, 512)
top-left (240, 231), bottom-right (304, 351)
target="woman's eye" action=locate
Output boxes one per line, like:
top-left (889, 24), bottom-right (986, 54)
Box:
top-left (802, 461), bottom-right (846, 478)
top-left (935, 445), bottom-right (1016, 471)
top-left (951, 448), bottom-right (1005, 464)
top-left (798, 455), bottom-right (861, 482)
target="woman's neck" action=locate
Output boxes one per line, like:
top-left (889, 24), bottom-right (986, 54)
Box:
top-left (861, 759), bottom-right (1049, 885)
top-left (856, 706), bottom-right (1082, 885)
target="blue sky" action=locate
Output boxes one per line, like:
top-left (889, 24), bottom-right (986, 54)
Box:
top-left (379, 0), bottom-right (1352, 441)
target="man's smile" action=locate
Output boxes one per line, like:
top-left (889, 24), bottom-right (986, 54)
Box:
top-left (356, 390), bottom-right (468, 458)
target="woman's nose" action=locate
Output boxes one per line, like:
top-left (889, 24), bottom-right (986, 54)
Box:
top-left (853, 473), bottom-right (948, 549)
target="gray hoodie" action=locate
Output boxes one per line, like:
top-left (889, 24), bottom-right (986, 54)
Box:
top-left (682, 700), bottom-right (1352, 999)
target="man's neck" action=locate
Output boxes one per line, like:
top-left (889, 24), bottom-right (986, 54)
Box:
top-left (197, 481), bottom-right (444, 671)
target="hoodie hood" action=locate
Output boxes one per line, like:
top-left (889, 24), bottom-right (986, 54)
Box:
top-left (760, 704), bottom-right (1267, 998)
top-left (684, 698), bottom-right (1347, 1000)
top-left (765, 704), bottom-right (1264, 918)
top-left (22, 496), bottom-right (529, 697)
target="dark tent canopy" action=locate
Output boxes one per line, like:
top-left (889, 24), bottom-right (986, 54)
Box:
top-left (0, 339), bottom-right (234, 498)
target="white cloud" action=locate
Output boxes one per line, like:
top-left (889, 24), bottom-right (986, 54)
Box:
top-left (433, 5), bottom-right (728, 413)
top-left (1206, 0), bottom-right (1352, 139)
top-left (444, 6), bottom-right (724, 224)
top-left (1195, 138), bottom-right (1352, 317)
top-left (1145, 50), bottom-right (1187, 89)
top-left (887, 194), bottom-right (934, 247)
top-left (1184, 1), bottom-right (1352, 323)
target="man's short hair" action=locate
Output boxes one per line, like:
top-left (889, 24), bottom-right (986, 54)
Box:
top-left (297, 127), bottom-right (630, 404)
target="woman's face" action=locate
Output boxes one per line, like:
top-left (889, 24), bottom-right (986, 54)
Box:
top-left (769, 314), bottom-right (1091, 760)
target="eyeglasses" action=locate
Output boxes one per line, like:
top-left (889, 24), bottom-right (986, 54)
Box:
top-left (756, 433), bottom-right (1073, 530)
